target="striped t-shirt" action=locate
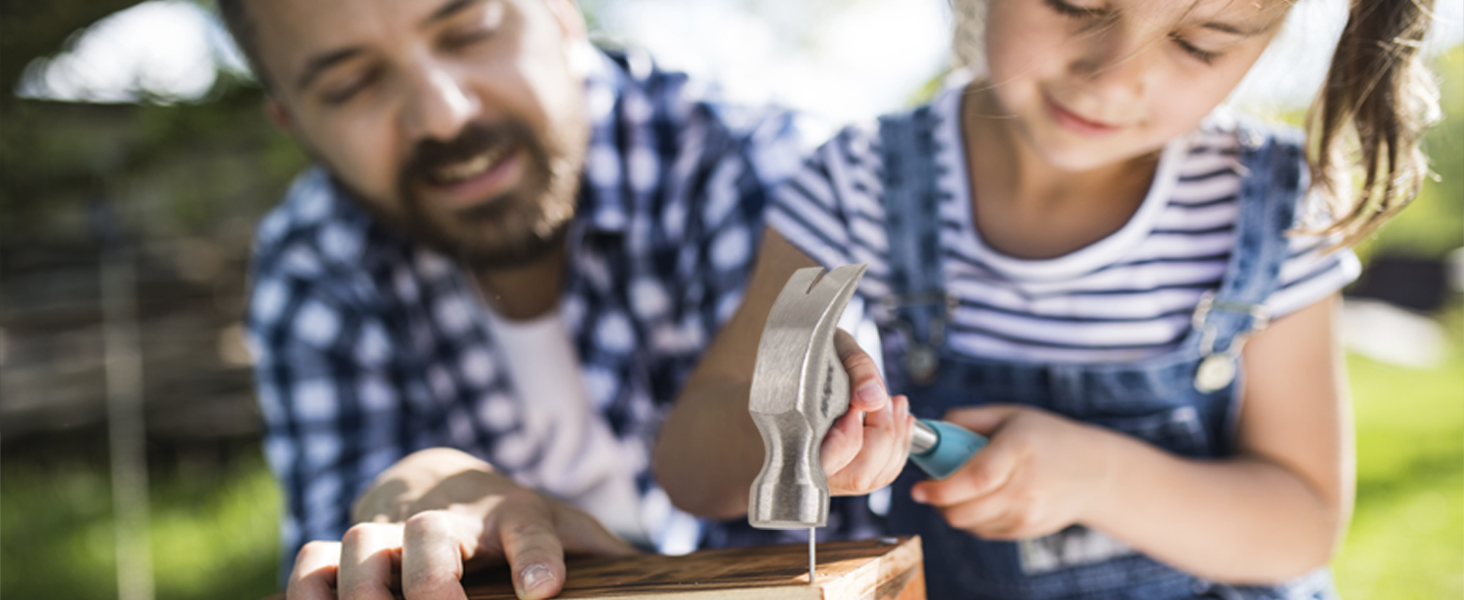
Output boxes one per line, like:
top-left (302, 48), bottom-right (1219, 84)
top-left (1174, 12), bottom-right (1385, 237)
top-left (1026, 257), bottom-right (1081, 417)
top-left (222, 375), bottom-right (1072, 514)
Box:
top-left (769, 88), bottom-right (1360, 363)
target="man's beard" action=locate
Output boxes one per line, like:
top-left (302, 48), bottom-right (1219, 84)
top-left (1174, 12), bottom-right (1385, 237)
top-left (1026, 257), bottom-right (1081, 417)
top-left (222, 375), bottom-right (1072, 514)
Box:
top-left (380, 118), bottom-right (585, 271)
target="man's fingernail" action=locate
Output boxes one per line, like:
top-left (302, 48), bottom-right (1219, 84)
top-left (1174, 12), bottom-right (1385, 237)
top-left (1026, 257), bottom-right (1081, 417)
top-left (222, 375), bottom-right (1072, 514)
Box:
top-left (520, 564), bottom-right (555, 594)
top-left (911, 488), bottom-right (928, 503)
top-left (856, 381), bottom-right (884, 406)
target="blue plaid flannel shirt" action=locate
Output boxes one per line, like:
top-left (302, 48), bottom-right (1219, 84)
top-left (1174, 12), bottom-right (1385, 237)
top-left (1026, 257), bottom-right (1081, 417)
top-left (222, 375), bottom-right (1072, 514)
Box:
top-left (246, 48), bottom-right (806, 570)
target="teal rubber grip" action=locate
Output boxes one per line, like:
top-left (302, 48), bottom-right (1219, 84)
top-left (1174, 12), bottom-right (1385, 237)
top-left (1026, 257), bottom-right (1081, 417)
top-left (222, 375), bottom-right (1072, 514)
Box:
top-left (910, 419), bottom-right (987, 480)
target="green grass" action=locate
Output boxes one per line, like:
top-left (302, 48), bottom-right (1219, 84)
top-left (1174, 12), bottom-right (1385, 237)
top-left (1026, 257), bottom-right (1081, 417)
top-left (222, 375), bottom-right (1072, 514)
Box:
top-left (2, 311), bottom-right (1461, 599)
top-left (1, 450), bottom-right (281, 600)
top-left (1332, 306), bottom-right (1464, 598)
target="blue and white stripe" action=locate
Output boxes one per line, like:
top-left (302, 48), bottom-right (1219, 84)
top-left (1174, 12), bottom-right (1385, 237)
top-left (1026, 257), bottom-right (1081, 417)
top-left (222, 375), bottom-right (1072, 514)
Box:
top-left (769, 89), bottom-right (1359, 364)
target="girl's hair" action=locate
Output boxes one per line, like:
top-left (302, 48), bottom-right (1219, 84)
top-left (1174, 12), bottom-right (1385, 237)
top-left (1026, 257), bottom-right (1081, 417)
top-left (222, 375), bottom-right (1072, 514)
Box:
top-left (948, 0), bottom-right (1440, 248)
top-left (1309, 0), bottom-right (1439, 248)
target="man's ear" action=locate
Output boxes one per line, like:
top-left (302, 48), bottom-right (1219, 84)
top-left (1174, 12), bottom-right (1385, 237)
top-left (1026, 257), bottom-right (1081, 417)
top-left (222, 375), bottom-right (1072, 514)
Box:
top-left (266, 97), bottom-right (295, 132)
top-left (544, 0), bottom-right (586, 43)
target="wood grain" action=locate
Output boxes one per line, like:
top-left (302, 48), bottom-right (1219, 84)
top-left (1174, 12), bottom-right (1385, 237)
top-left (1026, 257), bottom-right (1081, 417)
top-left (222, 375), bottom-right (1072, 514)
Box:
top-left (262, 536), bottom-right (925, 600)
top-left (460, 536), bottom-right (925, 600)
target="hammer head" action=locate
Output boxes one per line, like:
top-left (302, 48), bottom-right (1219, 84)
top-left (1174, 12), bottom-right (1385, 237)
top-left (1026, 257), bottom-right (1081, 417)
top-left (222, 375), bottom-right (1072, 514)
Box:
top-left (748, 264), bottom-right (868, 529)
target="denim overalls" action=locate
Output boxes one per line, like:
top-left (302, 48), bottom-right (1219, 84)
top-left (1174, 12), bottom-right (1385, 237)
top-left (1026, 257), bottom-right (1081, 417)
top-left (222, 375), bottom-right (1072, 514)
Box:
top-left (874, 107), bottom-right (1339, 599)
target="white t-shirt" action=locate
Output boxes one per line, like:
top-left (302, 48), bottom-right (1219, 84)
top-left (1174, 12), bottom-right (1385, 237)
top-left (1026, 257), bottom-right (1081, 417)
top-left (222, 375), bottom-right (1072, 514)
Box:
top-left (480, 307), bottom-right (651, 544)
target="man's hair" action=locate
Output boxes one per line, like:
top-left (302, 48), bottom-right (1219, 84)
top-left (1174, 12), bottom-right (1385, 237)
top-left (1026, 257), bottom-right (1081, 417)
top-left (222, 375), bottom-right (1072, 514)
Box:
top-left (215, 0), bottom-right (271, 89)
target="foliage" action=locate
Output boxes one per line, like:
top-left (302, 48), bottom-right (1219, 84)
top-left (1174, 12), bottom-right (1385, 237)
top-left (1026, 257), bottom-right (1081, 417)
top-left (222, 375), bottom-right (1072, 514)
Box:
top-left (0, 448), bottom-right (281, 600)
top-left (0, 0), bottom-right (1455, 595)
top-left (4, 328), bottom-right (1459, 599)
top-left (1332, 305), bottom-right (1464, 598)
top-left (1354, 45), bottom-right (1464, 262)
top-left (0, 0), bottom-right (144, 93)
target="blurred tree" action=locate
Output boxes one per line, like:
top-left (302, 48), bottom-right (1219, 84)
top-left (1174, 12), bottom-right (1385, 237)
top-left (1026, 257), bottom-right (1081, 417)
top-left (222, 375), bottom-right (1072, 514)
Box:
top-left (0, 0), bottom-right (146, 95)
top-left (1357, 45), bottom-right (1464, 262)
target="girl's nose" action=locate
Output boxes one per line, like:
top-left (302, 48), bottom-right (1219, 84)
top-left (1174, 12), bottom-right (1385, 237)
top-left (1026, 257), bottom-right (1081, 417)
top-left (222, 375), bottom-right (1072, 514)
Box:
top-left (1068, 25), bottom-right (1163, 104)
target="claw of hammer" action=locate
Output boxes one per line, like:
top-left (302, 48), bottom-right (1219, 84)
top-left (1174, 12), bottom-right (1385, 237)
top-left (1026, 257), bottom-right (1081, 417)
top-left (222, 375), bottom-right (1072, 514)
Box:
top-left (748, 264), bottom-right (868, 530)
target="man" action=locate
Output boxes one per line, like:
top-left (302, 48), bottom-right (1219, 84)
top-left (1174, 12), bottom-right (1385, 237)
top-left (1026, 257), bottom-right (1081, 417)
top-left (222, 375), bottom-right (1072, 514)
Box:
top-left (222, 0), bottom-right (805, 597)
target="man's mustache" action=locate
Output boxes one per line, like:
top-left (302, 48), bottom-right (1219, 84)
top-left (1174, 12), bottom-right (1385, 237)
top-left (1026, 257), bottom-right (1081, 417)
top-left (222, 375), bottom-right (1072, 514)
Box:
top-left (400, 120), bottom-right (541, 187)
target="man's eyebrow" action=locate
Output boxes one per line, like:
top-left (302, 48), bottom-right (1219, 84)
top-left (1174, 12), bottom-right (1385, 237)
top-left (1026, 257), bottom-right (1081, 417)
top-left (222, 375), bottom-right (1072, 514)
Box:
top-left (292, 0), bottom-right (486, 93)
top-left (295, 47), bottom-right (365, 92)
top-left (425, 0), bottom-right (485, 26)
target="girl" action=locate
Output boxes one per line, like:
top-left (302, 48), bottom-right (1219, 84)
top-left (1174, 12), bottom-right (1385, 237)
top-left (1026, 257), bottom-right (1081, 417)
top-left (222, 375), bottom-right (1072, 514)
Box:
top-left (654, 0), bottom-right (1439, 597)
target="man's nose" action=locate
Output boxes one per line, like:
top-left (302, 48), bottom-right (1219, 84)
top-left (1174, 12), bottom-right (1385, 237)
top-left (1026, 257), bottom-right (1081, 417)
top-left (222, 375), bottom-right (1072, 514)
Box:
top-left (1068, 25), bottom-right (1162, 104)
top-left (401, 60), bottom-right (480, 141)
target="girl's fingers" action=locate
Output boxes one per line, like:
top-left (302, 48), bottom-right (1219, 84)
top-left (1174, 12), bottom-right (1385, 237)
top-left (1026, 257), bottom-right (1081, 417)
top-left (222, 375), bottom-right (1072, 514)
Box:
top-left (911, 437), bottom-right (1018, 506)
top-left (829, 392), bottom-right (909, 495)
top-left (936, 495), bottom-right (1018, 538)
top-left (820, 407), bottom-right (865, 476)
top-left (877, 396), bottom-right (915, 487)
top-left (943, 404), bottom-right (1024, 436)
top-left (834, 329), bottom-right (889, 413)
top-left (287, 541), bottom-right (343, 600)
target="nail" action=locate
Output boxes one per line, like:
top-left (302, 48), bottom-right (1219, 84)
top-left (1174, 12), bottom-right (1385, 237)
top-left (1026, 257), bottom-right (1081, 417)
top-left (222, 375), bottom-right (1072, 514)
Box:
top-left (911, 487), bottom-right (928, 503)
top-left (856, 381), bottom-right (885, 407)
top-left (520, 564), bottom-right (556, 595)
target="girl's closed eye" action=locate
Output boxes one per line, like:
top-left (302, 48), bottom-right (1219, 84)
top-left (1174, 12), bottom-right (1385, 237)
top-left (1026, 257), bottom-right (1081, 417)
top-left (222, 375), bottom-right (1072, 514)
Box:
top-left (1042, 0), bottom-right (1108, 19)
top-left (1169, 33), bottom-right (1221, 64)
top-left (1042, 0), bottom-right (1106, 19)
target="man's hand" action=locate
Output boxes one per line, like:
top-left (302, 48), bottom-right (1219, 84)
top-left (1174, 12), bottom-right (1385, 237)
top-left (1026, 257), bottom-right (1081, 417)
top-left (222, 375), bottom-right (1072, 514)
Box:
top-left (909, 405), bottom-right (1115, 540)
top-left (818, 330), bottom-right (914, 497)
top-left (287, 448), bottom-right (638, 600)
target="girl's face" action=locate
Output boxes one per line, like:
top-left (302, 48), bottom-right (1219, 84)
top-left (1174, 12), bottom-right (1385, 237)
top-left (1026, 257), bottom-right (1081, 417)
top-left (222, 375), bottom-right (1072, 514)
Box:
top-left (981, 0), bottom-right (1291, 171)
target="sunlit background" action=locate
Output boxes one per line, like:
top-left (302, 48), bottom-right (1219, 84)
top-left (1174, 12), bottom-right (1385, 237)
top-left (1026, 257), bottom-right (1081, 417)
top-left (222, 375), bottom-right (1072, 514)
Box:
top-left (2, 1), bottom-right (1460, 599)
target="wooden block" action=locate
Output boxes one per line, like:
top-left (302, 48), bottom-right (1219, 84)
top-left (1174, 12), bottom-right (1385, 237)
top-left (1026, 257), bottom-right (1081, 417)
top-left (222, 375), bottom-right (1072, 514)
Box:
top-left (264, 536), bottom-right (924, 600)
top-left (459, 535), bottom-right (925, 600)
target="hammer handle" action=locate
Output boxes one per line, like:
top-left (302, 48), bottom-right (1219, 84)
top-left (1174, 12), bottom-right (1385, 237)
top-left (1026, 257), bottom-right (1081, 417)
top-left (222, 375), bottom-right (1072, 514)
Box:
top-left (909, 419), bottom-right (988, 480)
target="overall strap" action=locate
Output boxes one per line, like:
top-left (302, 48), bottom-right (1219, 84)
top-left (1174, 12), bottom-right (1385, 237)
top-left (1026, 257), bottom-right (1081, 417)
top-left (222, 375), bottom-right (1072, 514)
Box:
top-left (1193, 126), bottom-right (1305, 354)
top-left (877, 107), bottom-right (951, 384)
top-left (1187, 125), bottom-right (1305, 394)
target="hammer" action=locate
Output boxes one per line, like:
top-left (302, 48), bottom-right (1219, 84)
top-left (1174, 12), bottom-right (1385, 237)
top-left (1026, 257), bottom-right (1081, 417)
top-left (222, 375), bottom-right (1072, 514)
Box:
top-left (747, 264), bottom-right (988, 584)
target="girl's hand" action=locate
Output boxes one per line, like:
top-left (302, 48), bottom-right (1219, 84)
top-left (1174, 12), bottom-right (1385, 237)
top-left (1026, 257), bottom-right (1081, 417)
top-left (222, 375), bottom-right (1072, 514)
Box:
top-left (819, 329), bottom-right (915, 497)
top-left (910, 405), bottom-right (1116, 540)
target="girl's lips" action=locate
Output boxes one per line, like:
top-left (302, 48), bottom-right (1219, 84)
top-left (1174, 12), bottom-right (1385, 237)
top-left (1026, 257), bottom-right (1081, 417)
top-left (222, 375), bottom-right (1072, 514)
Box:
top-left (1043, 93), bottom-right (1124, 137)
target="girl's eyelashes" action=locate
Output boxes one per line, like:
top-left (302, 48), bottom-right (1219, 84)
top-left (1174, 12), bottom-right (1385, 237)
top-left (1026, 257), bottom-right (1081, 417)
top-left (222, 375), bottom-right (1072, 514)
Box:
top-left (1043, 0), bottom-right (1106, 19)
top-left (1041, 0), bottom-right (1225, 66)
top-left (1170, 34), bottom-right (1221, 65)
